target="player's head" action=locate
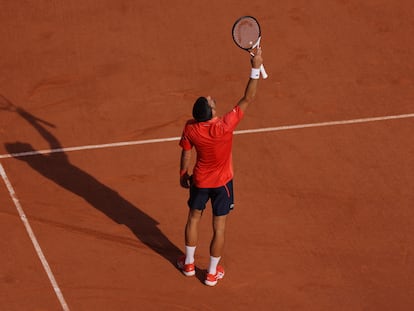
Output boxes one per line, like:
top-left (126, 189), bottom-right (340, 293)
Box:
top-left (192, 96), bottom-right (213, 122)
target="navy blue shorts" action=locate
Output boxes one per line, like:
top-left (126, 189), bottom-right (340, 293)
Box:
top-left (188, 180), bottom-right (234, 216)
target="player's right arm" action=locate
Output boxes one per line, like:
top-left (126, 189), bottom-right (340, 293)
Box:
top-left (179, 149), bottom-right (192, 188)
top-left (237, 47), bottom-right (264, 112)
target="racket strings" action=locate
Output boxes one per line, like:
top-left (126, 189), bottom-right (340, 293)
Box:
top-left (232, 18), bottom-right (260, 49)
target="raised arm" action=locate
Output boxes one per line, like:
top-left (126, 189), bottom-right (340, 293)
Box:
top-left (237, 47), bottom-right (264, 112)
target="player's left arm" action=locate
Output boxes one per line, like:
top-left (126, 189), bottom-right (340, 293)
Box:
top-left (180, 149), bottom-right (192, 188)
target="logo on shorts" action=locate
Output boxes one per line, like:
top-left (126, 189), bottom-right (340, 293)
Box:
top-left (230, 204), bottom-right (234, 210)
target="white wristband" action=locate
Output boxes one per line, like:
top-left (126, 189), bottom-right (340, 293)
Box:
top-left (250, 68), bottom-right (260, 79)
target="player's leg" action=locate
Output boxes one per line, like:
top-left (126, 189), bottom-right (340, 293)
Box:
top-left (185, 208), bottom-right (203, 256)
top-left (178, 186), bottom-right (208, 276)
top-left (210, 214), bottom-right (227, 257)
top-left (205, 214), bottom-right (227, 286)
top-left (205, 181), bottom-right (234, 286)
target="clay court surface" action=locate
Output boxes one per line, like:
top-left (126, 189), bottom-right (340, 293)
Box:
top-left (1, 1), bottom-right (413, 310)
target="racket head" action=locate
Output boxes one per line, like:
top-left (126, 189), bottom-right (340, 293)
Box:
top-left (232, 16), bottom-right (262, 51)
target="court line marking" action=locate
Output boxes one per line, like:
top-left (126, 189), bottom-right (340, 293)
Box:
top-left (0, 163), bottom-right (70, 311)
top-left (0, 113), bottom-right (413, 159)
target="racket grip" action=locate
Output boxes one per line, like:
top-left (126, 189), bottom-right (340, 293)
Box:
top-left (260, 64), bottom-right (268, 79)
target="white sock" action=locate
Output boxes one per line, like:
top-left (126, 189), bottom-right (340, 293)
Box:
top-left (208, 256), bottom-right (221, 275)
top-left (185, 246), bottom-right (196, 264)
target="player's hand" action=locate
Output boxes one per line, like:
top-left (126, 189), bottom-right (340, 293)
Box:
top-left (180, 172), bottom-right (192, 189)
top-left (251, 46), bottom-right (263, 69)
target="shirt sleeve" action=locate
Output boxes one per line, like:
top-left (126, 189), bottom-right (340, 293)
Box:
top-left (222, 105), bottom-right (244, 131)
top-left (179, 125), bottom-right (193, 151)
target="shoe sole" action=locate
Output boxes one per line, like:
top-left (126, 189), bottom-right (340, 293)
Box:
top-left (182, 270), bottom-right (196, 277)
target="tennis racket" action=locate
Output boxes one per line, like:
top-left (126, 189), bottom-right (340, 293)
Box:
top-left (232, 16), bottom-right (268, 79)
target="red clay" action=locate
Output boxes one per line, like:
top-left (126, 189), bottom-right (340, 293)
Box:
top-left (1, 1), bottom-right (413, 310)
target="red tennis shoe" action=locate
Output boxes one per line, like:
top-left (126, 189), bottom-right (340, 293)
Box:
top-left (177, 255), bottom-right (195, 277)
top-left (204, 265), bottom-right (225, 286)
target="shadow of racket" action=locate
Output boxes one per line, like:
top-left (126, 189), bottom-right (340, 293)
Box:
top-left (0, 94), bottom-right (56, 128)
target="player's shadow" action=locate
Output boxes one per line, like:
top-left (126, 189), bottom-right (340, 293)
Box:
top-left (3, 100), bottom-right (182, 268)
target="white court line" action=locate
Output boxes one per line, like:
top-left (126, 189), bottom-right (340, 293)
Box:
top-left (0, 113), bottom-right (413, 159)
top-left (235, 113), bottom-right (414, 135)
top-left (0, 163), bottom-right (70, 311)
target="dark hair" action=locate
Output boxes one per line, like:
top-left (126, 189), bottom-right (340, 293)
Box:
top-left (192, 97), bottom-right (212, 122)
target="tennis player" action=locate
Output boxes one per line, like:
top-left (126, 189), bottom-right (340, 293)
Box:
top-left (177, 48), bottom-right (264, 286)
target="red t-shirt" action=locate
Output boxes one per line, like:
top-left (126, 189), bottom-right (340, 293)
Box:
top-left (179, 105), bottom-right (244, 188)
